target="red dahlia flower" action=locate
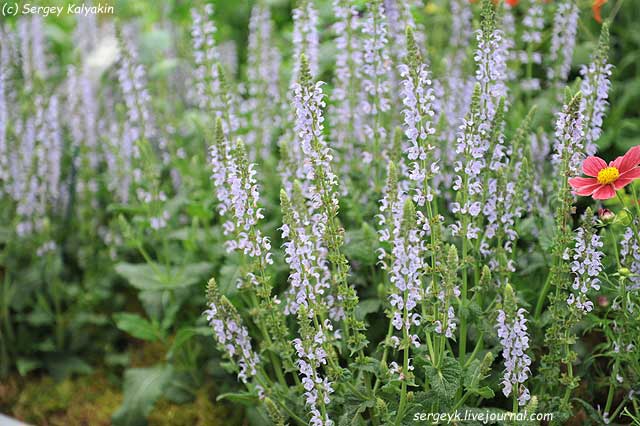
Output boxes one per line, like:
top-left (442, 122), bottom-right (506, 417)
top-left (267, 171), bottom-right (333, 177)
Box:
top-left (569, 146), bottom-right (640, 200)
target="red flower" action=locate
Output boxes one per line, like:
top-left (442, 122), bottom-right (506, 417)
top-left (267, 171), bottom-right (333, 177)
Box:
top-left (506, 0), bottom-right (519, 5)
top-left (593, 0), bottom-right (607, 23)
top-left (569, 146), bottom-right (640, 200)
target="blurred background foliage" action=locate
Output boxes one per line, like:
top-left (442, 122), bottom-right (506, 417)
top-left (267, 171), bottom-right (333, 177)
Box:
top-left (9, 0), bottom-right (637, 153)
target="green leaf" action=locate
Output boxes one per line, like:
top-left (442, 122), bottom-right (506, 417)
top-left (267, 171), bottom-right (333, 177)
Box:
top-left (0, 226), bottom-right (11, 243)
top-left (473, 386), bottom-right (495, 398)
top-left (114, 262), bottom-right (213, 291)
top-left (113, 312), bottom-right (162, 341)
top-left (163, 372), bottom-right (198, 404)
top-left (45, 355), bottom-right (93, 381)
top-left (112, 365), bottom-right (174, 426)
top-left (353, 356), bottom-right (380, 374)
top-left (216, 391), bottom-right (259, 406)
top-left (463, 352), bottom-right (495, 398)
top-left (424, 356), bottom-right (461, 398)
top-left (168, 326), bottom-right (212, 357)
top-left (355, 299), bottom-right (381, 320)
top-left (114, 263), bottom-right (162, 290)
top-left (344, 226), bottom-right (378, 266)
top-left (218, 261), bottom-right (242, 296)
top-left (16, 358), bottom-right (41, 376)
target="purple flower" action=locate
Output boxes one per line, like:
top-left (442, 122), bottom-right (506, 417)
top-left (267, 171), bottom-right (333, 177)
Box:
top-left (331, 0), bottom-right (365, 170)
top-left (567, 224), bottom-right (603, 313)
top-left (211, 128), bottom-right (273, 279)
top-left (18, 16), bottom-right (47, 91)
top-left (205, 282), bottom-right (260, 384)
top-left (359, 0), bottom-right (392, 163)
top-left (117, 25), bottom-right (157, 153)
top-left (474, 21), bottom-right (508, 123)
top-left (293, 322), bottom-right (334, 426)
top-left (292, 1), bottom-right (319, 84)
top-left (547, 2), bottom-right (579, 85)
top-left (66, 66), bottom-right (100, 208)
top-left (280, 190), bottom-right (333, 318)
top-left (552, 95), bottom-right (585, 177)
top-left (190, 4), bottom-right (221, 111)
top-left (386, 199), bottom-right (425, 348)
top-left (519, 5), bottom-right (544, 92)
top-left (0, 26), bottom-right (11, 191)
top-left (245, 4), bottom-right (282, 159)
top-left (398, 57), bottom-right (437, 207)
top-left (620, 225), bottom-right (640, 291)
top-left (579, 25), bottom-right (612, 156)
top-left (496, 307), bottom-right (532, 406)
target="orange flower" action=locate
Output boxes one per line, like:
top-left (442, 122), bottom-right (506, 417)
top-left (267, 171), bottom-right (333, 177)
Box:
top-left (593, 0), bottom-right (607, 23)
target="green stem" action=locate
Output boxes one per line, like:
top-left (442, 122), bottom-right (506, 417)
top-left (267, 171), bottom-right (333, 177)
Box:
top-left (452, 391), bottom-right (471, 411)
top-left (372, 321), bottom-right (394, 393)
top-left (396, 292), bottom-right (410, 425)
top-left (534, 266), bottom-right (554, 320)
top-left (463, 332), bottom-right (485, 369)
top-left (561, 353), bottom-right (574, 405)
top-left (459, 235), bottom-right (468, 365)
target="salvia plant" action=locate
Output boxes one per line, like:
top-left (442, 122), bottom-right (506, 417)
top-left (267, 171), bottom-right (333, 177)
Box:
top-left (1, 1), bottom-right (640, 426)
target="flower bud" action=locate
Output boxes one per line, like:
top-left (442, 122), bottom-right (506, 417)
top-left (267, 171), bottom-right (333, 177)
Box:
top-left (598, 208), bottom-right (615, 223)
top-left (618, 267), bottom-right (632, 277)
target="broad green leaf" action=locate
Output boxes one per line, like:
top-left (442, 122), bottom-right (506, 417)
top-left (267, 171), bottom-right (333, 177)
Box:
top-left (45, 355), bottom-right (93, 381)
top-left (113, 312), bottom-right (162, 341)
top-left (112, 365), bottom-right (174, 426)
top-left (114, 262), bottom-right (213, 291)
top-left (16, 358), bottom-right (41, 376)
top-left (424, 356), bottom-right (461, 399)
top-left (163, 372), bottom-right (198, 404)
top-left (168, 326), bottom-right (212, 357)
top-left (114, 263), bottom-right (162, 290)
top-left (355, 299), bottom-right (381, 320)
top-left (344, 225), bottom-right (378, 266)
top-left (463, 352), bottom-right (494, 397)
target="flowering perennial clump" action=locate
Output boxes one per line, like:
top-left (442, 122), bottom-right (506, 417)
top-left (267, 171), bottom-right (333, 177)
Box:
top-left (3, 1), bottom-right (640, 426)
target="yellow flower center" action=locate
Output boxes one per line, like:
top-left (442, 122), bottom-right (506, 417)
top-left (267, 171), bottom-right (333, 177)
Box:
top-left (597, 166), bottom-right (620, 185)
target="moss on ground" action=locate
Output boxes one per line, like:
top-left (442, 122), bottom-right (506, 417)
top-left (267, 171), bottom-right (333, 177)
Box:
top-left (3, 373), bottom-right (122, 426)
top-left (0, 372), bottom-right (240, 426)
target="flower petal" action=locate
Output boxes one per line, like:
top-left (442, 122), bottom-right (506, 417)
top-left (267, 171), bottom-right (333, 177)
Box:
top-left (618, 166), bottom-right (640, 180)
top-left (582, 156), bottom-right (607, 177)
top-left (618, 146), bottom-right (640, 174)
top-left (574, 183), bottom-right (603, 196)
top-left (610, 156), bottom-right (624, 169)
top-left (569, 176), bottom-right (599, 189)
top-left (592, 184), bottom-right (617, 200)
top-left (614, 178), bottom-right (635, 190)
